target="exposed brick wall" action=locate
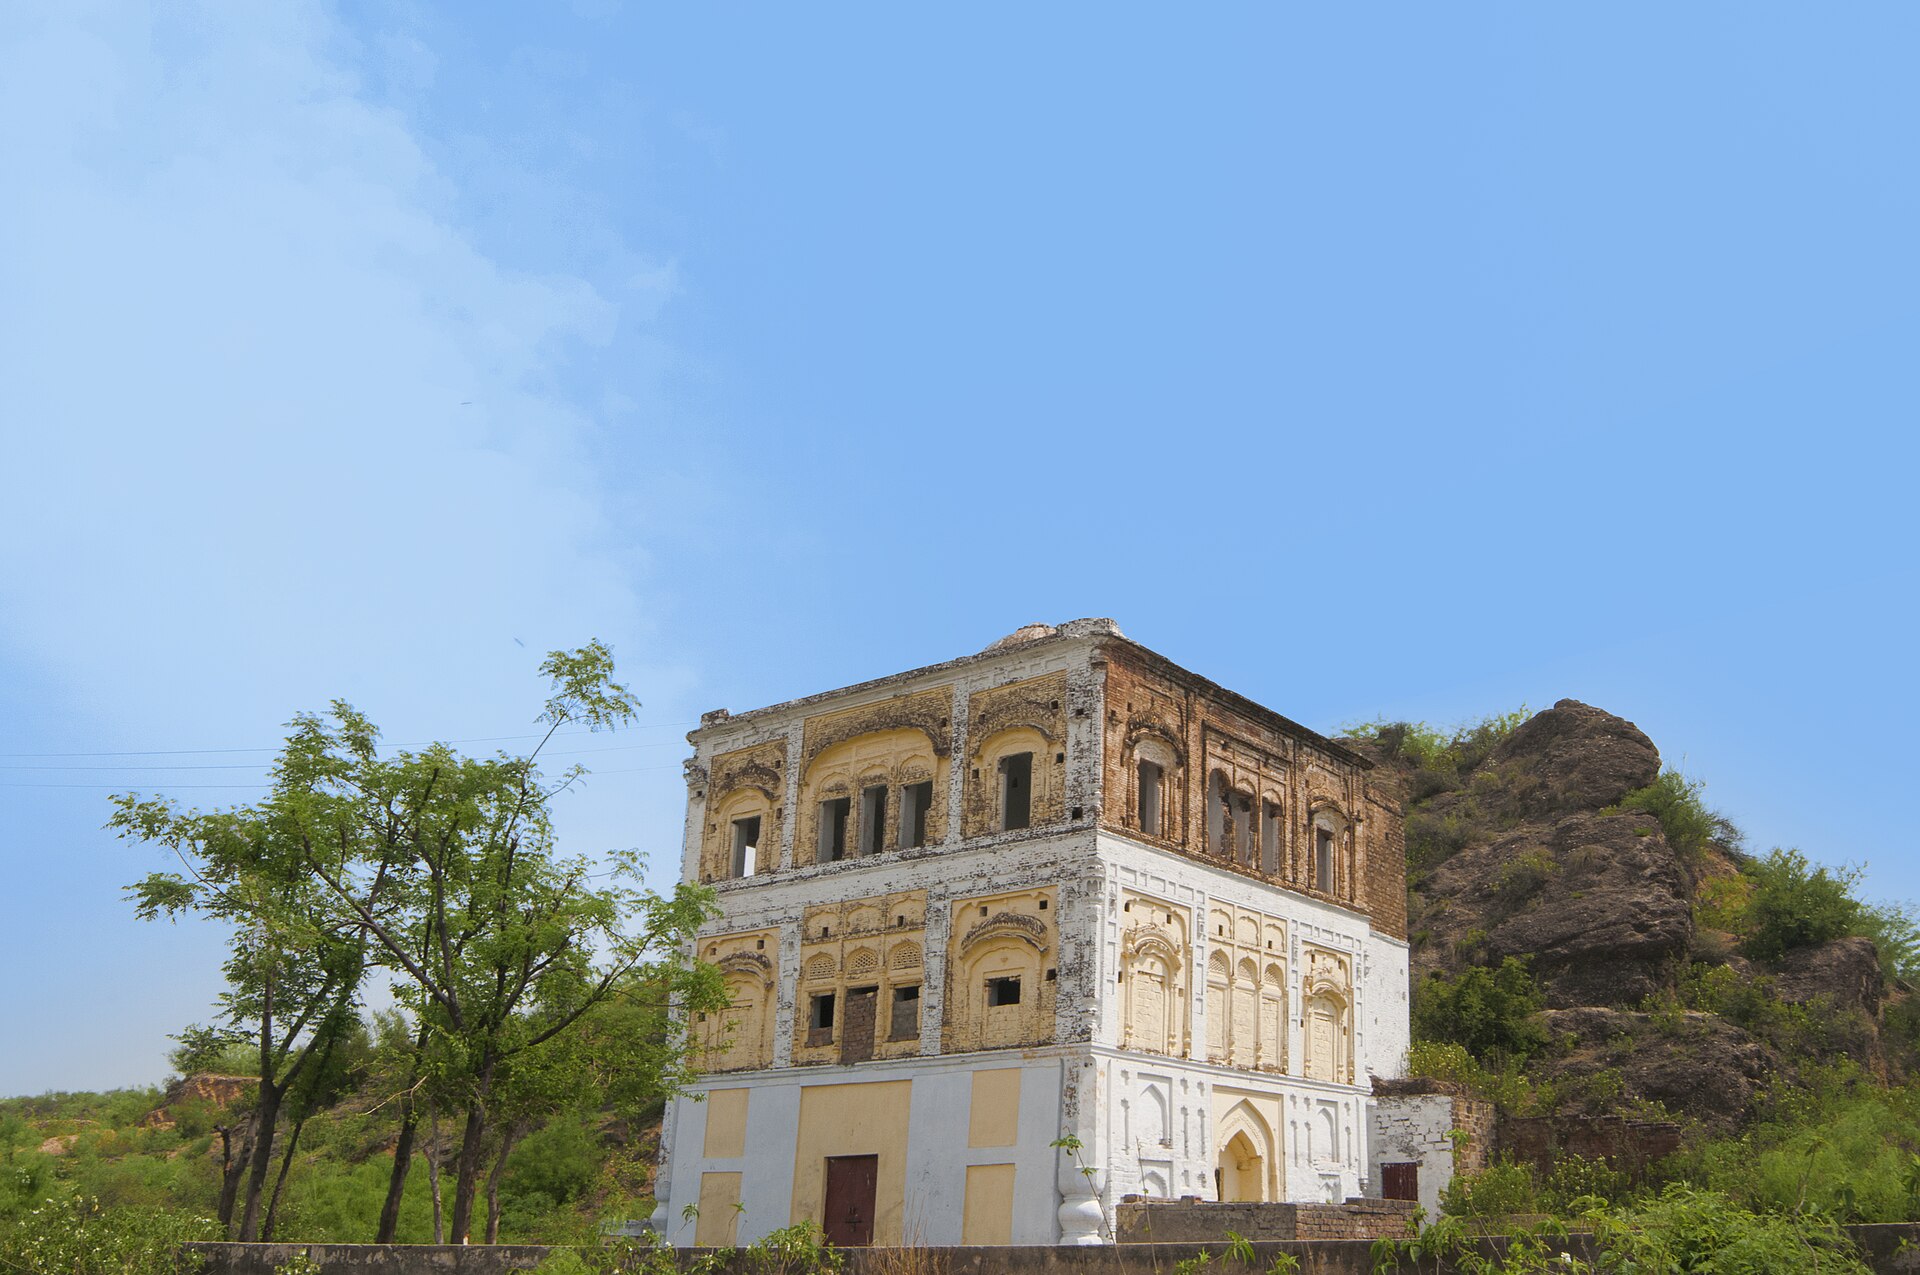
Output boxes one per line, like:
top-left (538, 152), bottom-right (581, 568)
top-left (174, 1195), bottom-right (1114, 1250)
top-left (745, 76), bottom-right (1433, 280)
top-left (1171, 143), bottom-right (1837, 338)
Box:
top-left (1097, 642), bottom-right (1405, 938)
top-left (1363, 786), bottom-right (1407, 940)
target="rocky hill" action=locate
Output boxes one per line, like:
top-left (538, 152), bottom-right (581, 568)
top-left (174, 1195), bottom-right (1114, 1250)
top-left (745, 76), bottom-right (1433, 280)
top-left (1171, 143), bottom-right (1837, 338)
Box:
top-left (1347, 700), bottom-right (1906, 1133)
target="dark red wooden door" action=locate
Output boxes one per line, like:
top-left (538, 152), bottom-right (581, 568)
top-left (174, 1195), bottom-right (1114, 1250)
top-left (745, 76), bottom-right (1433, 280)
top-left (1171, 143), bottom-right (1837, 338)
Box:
top-left (1381, 1162), bottom-right (1418, 1201)
top-left (823, 1155), bottom-right (878, 1247)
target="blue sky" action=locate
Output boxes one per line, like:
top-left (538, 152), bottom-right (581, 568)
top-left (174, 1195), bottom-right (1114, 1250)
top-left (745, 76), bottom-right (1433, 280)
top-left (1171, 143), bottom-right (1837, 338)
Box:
top-left (1, 2), bottom-right (1915, 1095)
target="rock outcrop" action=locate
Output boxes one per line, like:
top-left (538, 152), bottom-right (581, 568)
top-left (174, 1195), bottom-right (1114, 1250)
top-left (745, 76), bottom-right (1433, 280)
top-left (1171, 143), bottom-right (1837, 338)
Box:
top-left (1421, 810), bottom-right (1694, 1008)
top-left (1353, 696), bottom-right (1898, 1132)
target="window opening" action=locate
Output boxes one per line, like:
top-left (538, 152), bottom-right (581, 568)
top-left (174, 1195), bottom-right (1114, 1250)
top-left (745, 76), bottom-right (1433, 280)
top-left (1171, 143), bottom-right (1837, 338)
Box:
top-left (999, 753), bottom-right (1033, 830)
top-left (1207, 774), bottom-right (1227, 854)
top-left (808, 992), bottom-right (836, 1045)
top-left (730, 816), bottom-right (761, 879)
top-left (1234, 792), bottom-right (1254, 863)
top-left (858, 785), bottom-right (888, 857)
top-left (900, 780), bottom-right (933, 849)
top-left (819, 797), bottom-right (851, 862)
top-left (1261, 802), bottom-right (1281, 874)
top-left (890, 985), bottom-right (921, 1039)
top-left (987, 976), bottom-right (1022, 1006)
top-left (1138, 760), bottom-right (1163, 837)
top-left (1315, 826), bottom-right (1335, 892)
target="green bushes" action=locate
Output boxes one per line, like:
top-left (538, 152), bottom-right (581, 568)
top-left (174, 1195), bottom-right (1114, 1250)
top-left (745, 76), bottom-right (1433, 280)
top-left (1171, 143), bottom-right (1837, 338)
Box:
top-left (1440, 1159), bottom-right (1539, 1218)
top-left (1607, 771), bottom-right (1739, 862)
top-left (0, 1196), bottom-right (220, 1275)
top-left (1740, 849), bottom-right (1863, 962)
top-left (1348, 710), bottom-right (1528, 778)
top-left (1670, 1082), bottom-right (1920, 1223)
top-left (1587, 1185), bottom-right (1868, 1274)
top-left (1413, 958), bottom-right (1549, 1063)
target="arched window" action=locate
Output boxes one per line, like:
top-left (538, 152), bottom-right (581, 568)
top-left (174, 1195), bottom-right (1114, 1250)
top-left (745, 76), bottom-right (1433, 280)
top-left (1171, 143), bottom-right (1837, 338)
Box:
top-left (1230, 957), bottom-right (1258, 1067)
top-left (1310, 808), bottom-right (1349, 895)
top-left (1205, 949), bottom-right (1231, 1061)
top-left (1259, 963), bottom-right (1286, 1070)
top-left (797, 729), bottom-right (941, 866)
top-left (703, 787), bottom-right (777, 883)
top-left (700, 954), bottom-right (776, 1073)
top-left (967, 726), bottom-right (1057, 836)
top-left (1206, 772), bottom-right (1229, 857)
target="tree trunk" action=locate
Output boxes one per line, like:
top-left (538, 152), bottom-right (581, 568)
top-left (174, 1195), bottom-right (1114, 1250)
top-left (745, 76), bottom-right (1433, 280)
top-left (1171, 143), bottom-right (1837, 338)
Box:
top-left (260, 1113), bottom-right (310, 1241)
top-left (214, 1120), bottom-right (254, 1234)
top-left (446, 1058), bottom-right (497, 1244)
top-left (428, 1107), bottom-right (445, 1244)
top-left (236, 1082), bottom-right (284, 1242)
top-left (483, 1119), bottom-right (527, 1244)
top-left (376, 1025), bottom-right (432, 1243)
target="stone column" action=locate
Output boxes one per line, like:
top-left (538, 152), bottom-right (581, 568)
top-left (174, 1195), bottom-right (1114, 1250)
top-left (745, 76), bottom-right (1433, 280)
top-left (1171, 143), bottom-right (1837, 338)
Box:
top-left (1057, 1057), bottom-right (1108, 1244)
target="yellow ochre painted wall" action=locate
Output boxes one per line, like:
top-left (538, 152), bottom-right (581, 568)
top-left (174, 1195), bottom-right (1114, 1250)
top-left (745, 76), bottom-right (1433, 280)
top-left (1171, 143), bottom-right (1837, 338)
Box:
top-left (789, 1080), bottom-right (913, 1244)
top-left (962, 1163), bottom-right (1017, 1244)
top-left (703, 1088), bottom-right (749, 1159)
top-left (695, 1172), bottom-right (742, 1246)
top-left (967, 1068), bottom-right (1022, 1148)
top-left (1210, 1086), bottom-right (1284, 1202)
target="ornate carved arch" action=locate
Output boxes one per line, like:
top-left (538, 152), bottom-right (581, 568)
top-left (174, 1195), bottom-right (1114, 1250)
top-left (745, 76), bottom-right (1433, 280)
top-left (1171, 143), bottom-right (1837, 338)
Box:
top-left (959, 911), bottom-right (1050, 956)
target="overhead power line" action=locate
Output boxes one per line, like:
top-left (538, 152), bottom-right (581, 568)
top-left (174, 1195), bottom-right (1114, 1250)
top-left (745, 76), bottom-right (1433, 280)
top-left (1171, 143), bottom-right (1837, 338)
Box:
top-left (0, 720), bottom-right (697, 761)
top-left (0, 737), bottom-right (687, 772)
top-left (0, 759), bottom-right (689, 791)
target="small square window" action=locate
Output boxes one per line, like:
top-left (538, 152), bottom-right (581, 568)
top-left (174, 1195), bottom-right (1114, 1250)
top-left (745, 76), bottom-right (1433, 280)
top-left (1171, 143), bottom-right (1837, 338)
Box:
top-left (987, 976), bottom-right (1022, 1007)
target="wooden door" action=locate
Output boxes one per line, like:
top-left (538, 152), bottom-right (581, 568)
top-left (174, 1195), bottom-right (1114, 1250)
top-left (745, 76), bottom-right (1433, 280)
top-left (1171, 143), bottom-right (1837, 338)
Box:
top-left (823, 1155), bottom-right (878, 1247)
top-left (1381, 1162), bottom-right (1418, 1202)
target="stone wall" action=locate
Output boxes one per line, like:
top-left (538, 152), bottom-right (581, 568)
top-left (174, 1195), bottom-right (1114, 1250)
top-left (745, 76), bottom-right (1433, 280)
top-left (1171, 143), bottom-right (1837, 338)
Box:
top-left (1497, 1114), bottom-right (1683, 1181)
top-left (182, 1225), bottom-right (1920, 1275)
top-left (1116, 1198), bottom-right (1417, 1243)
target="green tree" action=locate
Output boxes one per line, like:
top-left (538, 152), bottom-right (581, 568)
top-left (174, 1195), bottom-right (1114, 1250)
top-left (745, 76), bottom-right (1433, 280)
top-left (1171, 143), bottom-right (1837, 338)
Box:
top-left (112, 719), bottom-right (389, 1239)
top-left (1412, 957), bottom-right (1549, 1062)
top-left (292, 643), bottom-right (726, 1243)
top-left (113, 642), bottom-right (725, 1245)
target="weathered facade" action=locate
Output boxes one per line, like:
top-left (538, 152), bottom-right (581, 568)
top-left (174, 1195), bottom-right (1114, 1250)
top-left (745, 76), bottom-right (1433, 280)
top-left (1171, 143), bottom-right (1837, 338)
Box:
top-left (652, 620), bottom-right (1413, 1247)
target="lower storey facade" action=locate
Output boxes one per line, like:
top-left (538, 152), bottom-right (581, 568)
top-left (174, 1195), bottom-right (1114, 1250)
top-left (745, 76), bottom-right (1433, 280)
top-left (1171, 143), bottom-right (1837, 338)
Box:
top-left (650, 1047), bottom-right (1377, 1247)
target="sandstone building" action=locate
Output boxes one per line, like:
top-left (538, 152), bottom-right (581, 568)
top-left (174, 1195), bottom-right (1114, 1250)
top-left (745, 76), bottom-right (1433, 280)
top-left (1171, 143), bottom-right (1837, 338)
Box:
top-left (650, 620), bottom-right (1413, 1246)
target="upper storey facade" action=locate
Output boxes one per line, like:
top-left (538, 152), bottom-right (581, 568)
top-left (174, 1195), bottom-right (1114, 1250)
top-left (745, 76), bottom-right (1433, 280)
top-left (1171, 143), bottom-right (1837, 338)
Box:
top-left (680, 619), bottom-right (1404, 942)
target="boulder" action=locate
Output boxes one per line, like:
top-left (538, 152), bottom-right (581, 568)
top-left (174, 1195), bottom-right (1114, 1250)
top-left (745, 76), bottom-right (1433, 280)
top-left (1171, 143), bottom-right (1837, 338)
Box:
top-left (1477, 700), bottom-right (1662, 824)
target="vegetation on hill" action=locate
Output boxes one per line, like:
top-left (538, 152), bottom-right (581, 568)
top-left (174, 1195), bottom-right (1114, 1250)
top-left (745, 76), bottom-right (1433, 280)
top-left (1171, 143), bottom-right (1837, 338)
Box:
top-left (1348, 701), bottom-right (1920, 1238)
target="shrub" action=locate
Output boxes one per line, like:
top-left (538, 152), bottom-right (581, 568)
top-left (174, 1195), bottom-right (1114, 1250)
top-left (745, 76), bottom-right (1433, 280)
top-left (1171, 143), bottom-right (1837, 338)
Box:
top-left (1740, 849), bottom-right (1861, 962)
top-left (1413, 958), bottom-right (1550, 1062)
top-left (1539, 1155), bottom-right (1626, 1214)
top-left (1440, 1159), bottom-right (1539, 1218)
top-left (0, 1196), bottom-right (220, 1275)
top-left (1854, 900), bottom-right (1920, 987)
top-left (1586, 1184), bottom-right (1868, 1272)
top-left (1608, 771), bottom-right (1740, 862)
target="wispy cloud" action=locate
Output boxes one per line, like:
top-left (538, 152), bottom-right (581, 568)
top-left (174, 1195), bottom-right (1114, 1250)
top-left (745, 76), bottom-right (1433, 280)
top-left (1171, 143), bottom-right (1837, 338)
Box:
top-left (0, 1), bottom-right (666, 737)
top-left (0, 1), bottom-right (693, 1091)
